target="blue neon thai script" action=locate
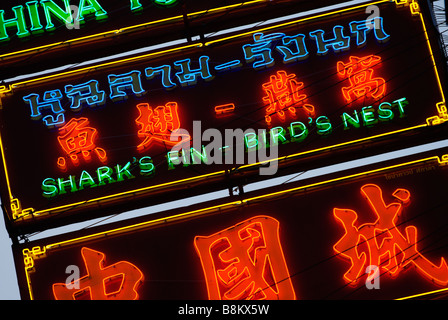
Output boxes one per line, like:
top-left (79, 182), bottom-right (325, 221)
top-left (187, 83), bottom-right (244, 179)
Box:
top-left (23, 17), bottom-right (389, 128)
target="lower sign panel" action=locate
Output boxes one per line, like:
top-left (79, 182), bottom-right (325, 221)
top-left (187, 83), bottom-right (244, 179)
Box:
top-left (14, 153), bottom-right (448, 300)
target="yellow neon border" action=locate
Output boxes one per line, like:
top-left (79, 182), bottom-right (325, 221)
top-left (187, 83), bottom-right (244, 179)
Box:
top-left (0, 0), bottom-right (268, 62)
top-left (1, 0), bottom-right (445, 222)
top-left (396, 287), bottom-right (448, 300)
top-left (20, 153), bottom-right (448, 300)
top-left (204, 0), bottom-right (389, 46)
top-left (8, 42), bottom-right (203, 90)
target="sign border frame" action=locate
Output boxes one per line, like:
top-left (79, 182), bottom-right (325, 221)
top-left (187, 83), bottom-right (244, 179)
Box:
top-left (0, 0), bottom-right (446, 225)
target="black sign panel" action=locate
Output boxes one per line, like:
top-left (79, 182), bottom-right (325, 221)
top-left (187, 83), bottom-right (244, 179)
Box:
top-left (0, 0), bottom-right (446, 234)
top-left (13, 152), bottom-right (448, 300)
top-left (0, 0), bottom-right (332, 80)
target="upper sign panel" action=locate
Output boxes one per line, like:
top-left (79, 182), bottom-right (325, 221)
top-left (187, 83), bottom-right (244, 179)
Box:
top-left (0, 0), bottom-right (446, 232)
top-left (0, 0), bottom-right (325, 79)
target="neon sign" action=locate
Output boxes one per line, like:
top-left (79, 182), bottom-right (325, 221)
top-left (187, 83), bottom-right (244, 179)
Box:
top-left (0, 0), bottom-right (445, 229)
top-left (194, 216), bottom-right (296, 300)
top-left (0, 0), bottom-right (181, 42)
top-left (52, 247), bottom-right (144, 300)
top-left (333, 184), bottom-right (448, 286)
top-left (17, 155), bottom-right (448, 300)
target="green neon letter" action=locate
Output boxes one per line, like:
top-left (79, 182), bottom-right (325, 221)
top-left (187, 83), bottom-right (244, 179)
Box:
top-left (361, 106), bottom-right (378, 127)
top-left (289, 122), bottom-right (308, 142)
top-left (270, 126), bottom-right (287, 146)
top-left (316, 116), bottom-right (332, 135)
top-left (79, 170), bottom-right (97, 190)
top-left (190, 146), bottom-right (209, 165)
top-left (78, 0), bottom-right (108, 21)
top-left (244, 132), bottom-right (258, 150)
top-left (139, 156), bottom-right (155, 176)
top-left (342, 110), bottom-right (360, 130)
top-left (41, 0), bottom-right (72, 30)
top-left (115, 162), bottom-right (135, 182)
top-left (130, 0), bottom-right (143, 11)
top-left (378, 102), bottom-right (394, 121)
top-left (42, 178), bottom-right (58, 198)
top-left (0, 6), bottom-right (30, 41)
top-left (26, 1), bottom-right (44, 33)
top-left (58, 175), bottom-right (78, 194)
top-left (394, 97), bottom-right (408, 118)
top-left (97, 166), bottom-right (116, 185)
top-left (167, 150), bottom-right (184, 169)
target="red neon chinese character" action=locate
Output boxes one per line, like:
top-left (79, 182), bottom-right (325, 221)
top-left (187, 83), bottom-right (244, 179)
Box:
top-left (194, 216), bottom-right (296, 300)
top-left (333, 184), bottom-right (448, 286)
top-left (52, 247), bottom-right (144, 300)
top-left (262, 70), bottom-right (315, 125)
top-left (135, 101), bottom-right (190, 151)
top-left (337, 55), bottom-right (386, 103)
top-left (57, 117), bottom-right (107, 171)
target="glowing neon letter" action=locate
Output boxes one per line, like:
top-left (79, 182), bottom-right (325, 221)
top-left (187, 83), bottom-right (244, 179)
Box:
top-left (42, 178), bottom-right (58, 198)
top-left (276, 34), bottom-right (309, 63)
top-left (194, 216), bottom-right (296, 300)
top-left (262, 70), bottom-right (315, 125)
top-left (190, 146), bottom-right (209, 165)
top-left (115, 162), bottom-right (135, 182)
top-left (77, 0), bottom-right (108, 21)
top-left (65, 80), bottom-right (106, 111)
top-left (108, 70), bottom-right (146, 101)
top-left (0, 6), bottom-right (30, 41)
top-left (145, 65), bottom-right (177, 89)
top-left (270, 127), bottom-right (287, 145)
top-left (316, 116), bottom-right (332, 135)
top-left (53, 247), bottom-right (144, 300)
top-left (139, 156), bottom-right (155, 176)
top-left (337, 55), bottom-right (386, 103)
top-left (243, 32), bottom-right (284, 69)
top-left (78, 170), bottom-right (97, 190)
top-left (167, 150), bottom-right (187, 169)
top-left (341, 110), bottom-right (360, 129)
top-left (378, 102), bottom-right (394, 121)
top-left (394, 97), bottom-right (408, 118)
top-left (174, 56), bottom-right (213, 86)
top-left (289, 121), bottom-right (308, 142)
top-left (23, 90), bottom-right (65, 128)
top-left (309, 26), bottom-right (350, 55)
top-left (361, 106), bottom-right (378, 127)
top-left (41, 0), bottom-right (72, 30)
top-left (333, 184), bottom-right (448, 286)
top-left (97, 166), bottom-right (115, 185)
top-left (135, 102), bottom-right (189, 151)
top-left (244, 132), bottom-right (258, 150)
top-left (130, 0), bottom-right (143, 11)
top-left (349, 18), bottom-right (390, 46)
top-left (57, 117), bottom-right (107, 170)
top-left (58, 175), bottom-right (77, 195)
top-left (26, 2), bottom-right (44, 33)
